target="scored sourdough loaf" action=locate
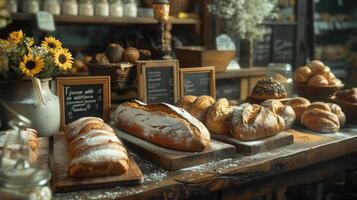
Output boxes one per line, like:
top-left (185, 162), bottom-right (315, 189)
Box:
top-left (114, 100), bottom-right (211, 152)
top-left (64, 117), bottom-right (129, 178)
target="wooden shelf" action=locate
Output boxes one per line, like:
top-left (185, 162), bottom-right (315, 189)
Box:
top-left (216, 67), bottom-right (267, 79)
top-left (11, 13), bottom-right (201, 25)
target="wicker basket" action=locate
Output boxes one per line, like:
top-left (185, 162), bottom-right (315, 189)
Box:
top-left (295, 83), bottom-right (343, 101)
top-left (88, 63), bottom-right (136, 90)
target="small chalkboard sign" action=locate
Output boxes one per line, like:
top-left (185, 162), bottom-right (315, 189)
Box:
top-left (179, 66), bottom-right (216, 99)
top-left (137, 60), bottom-right (179, 104)
top-left (36, 11), bottom-right (55, 32)
top-left (56, 76), bottom-right (111, 129)
top-left (273, 25), bottom-right (296, 65)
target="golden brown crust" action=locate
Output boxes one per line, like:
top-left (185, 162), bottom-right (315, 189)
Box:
top-left (307, 75), bottom-right (329, 86)
top-left (115, 100), bottom-right (211, 152)
top-left (261, 99), bottom-right (296, 129)
top-left (281, 97), bottom-right (310, 122)
top-left (334, 88), bottom-right (357, 104)
top-left (186, 95), bottom-right (216, 122)
top-left (251, 77), bottom-right (287, 100)
top-left (293, 66), bottom-right (312, 83)
top-left (301, 102), bottom-right (340, 133)
top-left (205, 98), bottom-right (235, 135)
top-left (308, 60), bottom-right (330, 75)
top-left (327, 103), bottom-right (346, 127)
top-left (176, 95), bottom-right (198, 110)
top-left (230, 103), bottom-right (285, 141)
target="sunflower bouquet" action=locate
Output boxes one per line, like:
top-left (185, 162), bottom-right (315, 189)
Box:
top-left (0, 30), bottom-right (73, 80)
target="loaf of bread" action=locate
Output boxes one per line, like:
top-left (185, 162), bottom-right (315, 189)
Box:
top-left (250, 77), bottom-right (287, 101)
top-left (301, 102), bottom-right (344, 133)
top-left (115, 100), bottom-right (210, 152)
top-left (205, 98), bottom-right (235, 135)
top-left (0, 128), bottom-right (39, 163)
top-left (280, 97), bottom-right (310, 122)
top-left (334, 88), bottom-right (357, 104)
top-left (261, 99), bottom-right (296, 129)
top-left (230, 103), bottom-right (285, 141)
top-left (176, 95), bottom-right (198, 110)
top-left (65, 117), bottom-right (129, 178)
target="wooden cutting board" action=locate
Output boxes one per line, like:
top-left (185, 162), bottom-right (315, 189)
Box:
top-left (52, 133), bottom-right (144, 192)
top-left (115, 128), bottom-right (236, 171)
top-left (212, 132), bottom-right (294, 156)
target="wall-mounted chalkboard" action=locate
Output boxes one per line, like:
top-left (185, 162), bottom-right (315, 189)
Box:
top-left (273, 25), bottom-right (296, 65)
top-left (179, 66), bottom-right (216, 99)
top-left (137, 60), bottom-right (179, 104)
top-left (56, 76), bottom-right (111, 129)
top-left (254, 27), bottom-right (272, 67)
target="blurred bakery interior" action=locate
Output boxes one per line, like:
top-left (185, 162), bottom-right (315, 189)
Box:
top-left (1, 0), bottom-right (357, 200)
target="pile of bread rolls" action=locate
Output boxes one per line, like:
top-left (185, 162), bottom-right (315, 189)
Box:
top-left (176, 95), bottom-right (295, 141)
top-left (293, 60), bottom-right (342, 87)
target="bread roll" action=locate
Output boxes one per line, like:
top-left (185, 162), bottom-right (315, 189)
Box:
top-left (327, 103), bottom-right (346, 127)
top-left (293, 66), bottom-right (312, 83)
top-left (261, 99), bottom-right (296, 129)
top-left (281, 97), bottom-right (310, 122)
top-left (115, 100), bottom-right (210, 152)
top-left (334, 88), bottom-right (357, 104)
top-left (230, 103), bottom-right (285, 141)
top-left (65, 117), bottom-right (129, 178)
top-left (176, 95), bottom-right (197, 110)
top-left (186, 95), bottom-right (215, 122)
top-left (307, 75), bottom-right (329, 86)
top-left (301, 102), bottom-right (340, 133)
top-left (251, 77), bottom-right (287, 100)
top-left (308, 60), bottom-right (330, 75)
top-left (205, 98), bottom-right (235, 135)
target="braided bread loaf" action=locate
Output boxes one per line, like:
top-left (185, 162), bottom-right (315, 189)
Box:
top-left (64, 117), bottom-right (129, 178)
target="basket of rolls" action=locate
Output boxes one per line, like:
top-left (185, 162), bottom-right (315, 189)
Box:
top-left (293, 60), bottom-right (343, 100)
top-left (330, 88), bottom-right (357, 124)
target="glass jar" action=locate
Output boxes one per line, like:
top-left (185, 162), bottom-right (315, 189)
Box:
top-left (7, 0), bottom-right (18, 13)
top-left (95, 0), bottom-right (109, 16)
top-left (43, 0), bottom-right (61, 15)
top-left (267, 63), bottom-right (293, 97)
top-left (62, 0), bottom-right (78, 15)
top-left (123, 0), bottom-right (137, 17)
top-left (110, 0), bottom-right (123, 17)
top-left (22, 0), bottom-right (40, 14)
top-left (79, 0), bottom-right (94, 16)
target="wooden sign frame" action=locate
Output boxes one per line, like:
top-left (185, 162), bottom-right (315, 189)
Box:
top-left (179, 66), bottom-right (216, 99)
top-left (136, 60), bottom-right (179, 104)
top-left (56, 76), bottom-right (111, 129)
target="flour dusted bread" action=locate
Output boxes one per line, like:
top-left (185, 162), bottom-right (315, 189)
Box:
top-left (230, 103), bottom-right (285, 141)
top-left (205, 98), bottom-right (235, 135)
top-left (115, 100), bottom-right (210, 152)
top-left (65, 117), bottom-right (129, 178)
top-left (281, 97), bottom-right (310, 122)
top-left (261, 99), bottom-right (296, 129)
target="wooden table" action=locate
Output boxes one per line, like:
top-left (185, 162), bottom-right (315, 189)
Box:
top-left (52, 126), bottom-right (357, 200)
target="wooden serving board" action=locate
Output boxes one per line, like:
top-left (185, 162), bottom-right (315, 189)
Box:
top-left (115, 128), bottom-right (236, 171)
top-left (212, 132), bottom-right (294, 156)
top-left (52, 133), bottom-right (144, 192)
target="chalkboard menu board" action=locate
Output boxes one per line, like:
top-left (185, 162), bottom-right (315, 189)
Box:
top-left (56, 76), bottom-right (111, 129)
top-left (179, 67), bottom-right (216, 98)
top-left (137, 60), bottom-right (179, 104)
top-left (273, 25), bottom-right (296, 65)
top-left (254, 27), bottom-right (272, 67)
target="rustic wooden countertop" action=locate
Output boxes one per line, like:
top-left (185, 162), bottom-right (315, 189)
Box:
top-left (51, 126), bottom-right (357, 200)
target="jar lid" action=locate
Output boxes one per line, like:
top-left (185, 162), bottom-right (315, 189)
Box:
top-left (0, 159), bottom-right (51, 189)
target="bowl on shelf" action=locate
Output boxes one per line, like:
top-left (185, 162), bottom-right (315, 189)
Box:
top-left (295, 83), bottom-right (343, 101)
top-left (88, 62), bottom-right (136, 91)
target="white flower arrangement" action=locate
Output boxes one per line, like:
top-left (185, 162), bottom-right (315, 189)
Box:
top-left (209, 0), bottom-right (277, 41)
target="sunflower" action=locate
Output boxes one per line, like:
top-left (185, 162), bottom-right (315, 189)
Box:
top-left (53, 48), bottom-right (73, 71)
top-left (19, 54), bottom-right (45, 77)
top-left (8, 30), bottom-right (24, 44)
top-left (41, 36), bottom-right (62, 52)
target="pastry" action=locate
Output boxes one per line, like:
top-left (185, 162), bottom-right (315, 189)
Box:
top-left (106, 43), bottom-right (124, 62)
top-left (93, 53), bottom-right (110, 65)
top-left (186, 95), bottom-right (215, 122)
top-left (250, 77), bottom-right (287, 102)
top-left (176, 95), bottom-right (198, 111)
top-left (308, 60), bottom-right (330, 75)
top-left (327, 103), bottom-right (346, 127)
top-left (261, 99), bottom-right (296, 129)
top-left (205, 98), bottom-right (235, 135)
top-left (115, 100), bottom-right (211, 152)
top-left (230, 103), bottom-right (285, 141)
top-left (334, 88), bottom-right (357, 104)
top-left (281, 97), bottom-right (310, 122)
top-left (123, 47), bottom-right (140, 63)
top-left (307, 75), bottom-right (329, 86)
top-left (301, 102), bottom-right (341, 133)
top-left (65, 117), bottom-right (129, 178)
top-left (293, 66), bottom-right (312, 83)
